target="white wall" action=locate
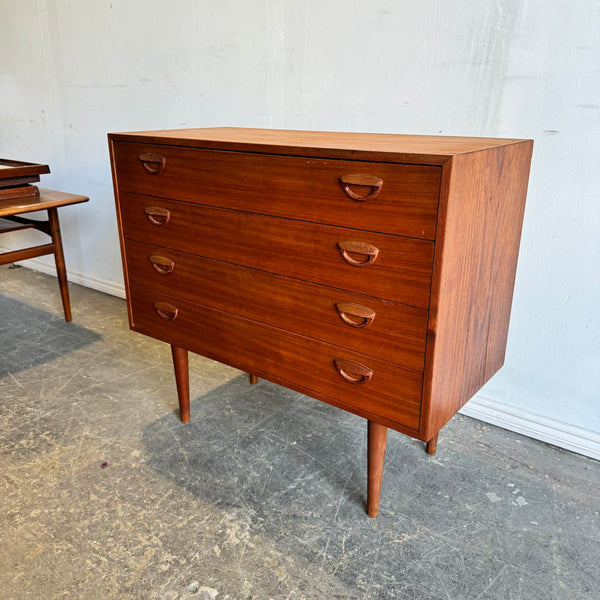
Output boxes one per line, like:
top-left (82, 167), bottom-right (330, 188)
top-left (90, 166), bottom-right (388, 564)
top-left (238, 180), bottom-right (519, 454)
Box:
top-left (2, 1), bottom-right (599, 457)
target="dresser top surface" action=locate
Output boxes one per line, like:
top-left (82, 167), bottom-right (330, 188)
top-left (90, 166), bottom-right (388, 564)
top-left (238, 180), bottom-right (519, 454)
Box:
top-left (108, 127), bottom-right (532, 165)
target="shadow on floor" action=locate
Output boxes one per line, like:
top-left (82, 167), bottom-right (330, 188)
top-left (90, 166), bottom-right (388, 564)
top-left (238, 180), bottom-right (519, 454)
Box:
top-left (140, 376), bottom-right (600, 599)
top-left (0, 294), bottom-right (101, 377)
top-left (142, 375), bottom-right (370, 513)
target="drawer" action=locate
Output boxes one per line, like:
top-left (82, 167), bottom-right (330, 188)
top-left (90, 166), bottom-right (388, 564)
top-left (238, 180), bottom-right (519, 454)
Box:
top-left (119, 193), bottom-right (434, 308)
top-left (129, 285), bottom-right (422, 431)
top-left (125, 239), bottom-right (428, 370)
top-left (112, 141), bottom-right (440, 239)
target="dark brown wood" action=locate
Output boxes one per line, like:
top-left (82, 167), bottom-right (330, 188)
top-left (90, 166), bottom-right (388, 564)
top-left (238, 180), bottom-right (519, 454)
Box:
top-left (171, 345), bottom-right (190, 423)
top-left (120, 193), bottom-right (434, 308)
top-left (336, 241), bottom-right (380, 267)
top-left (0, 189), bottom-right (88, 322)
top-left (153, 301), bottom-right (178, 321)
top-left (0, 158), bottom-right (50, 180)
top-left (0, 188), bottom-right (87, 217)
top-left (129, 285), bottom-right (423, 431)
top-left (0, 217), bottom-right (35, 234)
top-left (109, 127), bottom-right (532, 515)
top-left (0, 214), bottom-right (50, 235)
top-left (426, 433), bottom-right (438, 455)
top-left (138, 152), bottom-right (166, 175)
top-left (0, 243), bottom-right (56, 265)
top-left (124, 239), bottom-right (428, 370)
top-left (148, 254), bottom-right (175, 275)
top-left (143, 206), bottom-right (170, 226)
top-left (112, 142), bottom-right (440, 239)
top-left (339, 173), bottom-right (384, 202)
top-left (0, 185), bottom-right (39, 199)
top-left (333, 359), bottom-right (373, 385)
top-left (48, 207), bottom-right (71, 322)
top-left (0, 175), bottom-right (40, 188)
top-left (334, 303), bottom-right (376, 329)
top-left (249, 374), bottom-right (258, 385)
top-left (421, 141), bottom-right (533, 440)
top-left (367, 420), bottom-right (388, 518)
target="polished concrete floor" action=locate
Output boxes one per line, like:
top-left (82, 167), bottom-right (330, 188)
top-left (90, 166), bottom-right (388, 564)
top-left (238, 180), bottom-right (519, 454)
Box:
top-left (1, 264), bottom-right (599, 600)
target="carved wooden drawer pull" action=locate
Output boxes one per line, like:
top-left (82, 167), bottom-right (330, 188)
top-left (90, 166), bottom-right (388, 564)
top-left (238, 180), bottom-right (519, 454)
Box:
top-left (139, 152), bottom-right (166, 175)
top-left (334, 359), bottom-right (373, 385)
top-left (339, 174), bottom-right (383, 201)
top-left (337, 241), bottom-right (379, 267)
top-left (335, 303), bottom-right (376, 328)
top-left (149, 255), bottom-right (175, 275)
top-left (144, 206), bottom-right (171, 226)
top-left (153, 301), bottom-right (179, 321)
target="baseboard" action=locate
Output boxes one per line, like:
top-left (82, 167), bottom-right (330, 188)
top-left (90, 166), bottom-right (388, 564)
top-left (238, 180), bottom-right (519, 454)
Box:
top-left (4, 254), bottom-right (598, 461)
top-left (460, 395), bottom-right (600, 461)
top-left (2, 252), bottom-right (126, 299)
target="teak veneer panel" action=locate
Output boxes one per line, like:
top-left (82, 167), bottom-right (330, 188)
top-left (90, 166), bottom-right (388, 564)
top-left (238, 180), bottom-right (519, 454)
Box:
top-left (112, 142), bottom-right (440, 239)
top-left (129, 285), bottom-right (422, 431)
top-left (125, 239), bottom-right (428, 370)
top-left (119, 193), bottom-right (435, 308)
top-left (421, 142), bottom-right (533, 439)
top-left (109, 127), bottom-right (529, 165)
top-left (109, 127), bottom-right (532, 516)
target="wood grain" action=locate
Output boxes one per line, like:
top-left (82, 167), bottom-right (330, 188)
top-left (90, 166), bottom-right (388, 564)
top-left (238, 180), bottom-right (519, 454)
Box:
top-left (119, 193), bottom-right (435, 308)
top-left (421, 140), bottom-right (533, 439)
top-left (112, 141), bottom-right (440, 239)
top-left (171, 345), bottom-right (189, 423)
top-left (109, 127), bottom-right (529, 165)
top-left (367, 421), bottom-right (388, 517)
top-left (0, 188), bottom-right (88, 218)
top-left (129, 285), bottom-right (423, 431)
top-left (124, 239), bottom-right (429, 370)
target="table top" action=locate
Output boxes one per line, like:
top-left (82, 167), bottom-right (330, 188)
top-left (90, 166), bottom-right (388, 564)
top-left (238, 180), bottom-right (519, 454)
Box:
top-left (109, 126), bottom-right (532, 165)
top-left (0, 188), bottom-right (89, 218)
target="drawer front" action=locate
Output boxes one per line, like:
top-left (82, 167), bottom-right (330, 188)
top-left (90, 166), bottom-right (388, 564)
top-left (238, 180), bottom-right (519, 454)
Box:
top-left (129, 285), bottom-right (422, 430)
top-left (112, 141), bottom-right (440, 239)
top-left (119, 193), bottom-right (434, 308)
top-left (125, 239), bottom-right (428, 370)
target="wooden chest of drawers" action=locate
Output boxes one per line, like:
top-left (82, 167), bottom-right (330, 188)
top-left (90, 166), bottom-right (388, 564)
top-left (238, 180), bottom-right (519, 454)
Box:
top-left (109, 127), bottom-right (532, 516)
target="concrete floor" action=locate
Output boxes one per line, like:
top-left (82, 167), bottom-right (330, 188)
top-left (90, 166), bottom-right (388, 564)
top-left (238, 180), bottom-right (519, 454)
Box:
top-left (1, 264), bottom-right (599, 600)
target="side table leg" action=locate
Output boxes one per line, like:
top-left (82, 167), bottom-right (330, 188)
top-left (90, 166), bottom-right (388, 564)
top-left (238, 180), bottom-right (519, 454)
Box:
top-left (249, 374), bottom-right (258, 385)
top-left (171, 345), bottom-right (190, 423)
top-left (48, 207), bottom-right (72, 322)
top-left (367, 420), bottom-right (388, 518)
top-left (426, 433), bottom-right (439, 455)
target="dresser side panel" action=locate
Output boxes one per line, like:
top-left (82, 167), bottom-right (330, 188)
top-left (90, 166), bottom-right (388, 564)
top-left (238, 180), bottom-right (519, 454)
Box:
top-left (422, 141), bottom-right (533, 437)
top-left (108, 137), bottom-right (134, 324)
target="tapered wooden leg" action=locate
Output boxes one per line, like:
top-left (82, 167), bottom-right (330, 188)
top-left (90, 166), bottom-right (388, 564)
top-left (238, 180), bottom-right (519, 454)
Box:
top-left (426, 433), bottom-right (439, 455)
top-left (48, 207), bottom-right (72, 322)
top-left (171, 345), bottom-right (190, 423)
top-left (249, 374), bottom-right (258, 385)
top-left (367, 420), bottom-right (388, 518)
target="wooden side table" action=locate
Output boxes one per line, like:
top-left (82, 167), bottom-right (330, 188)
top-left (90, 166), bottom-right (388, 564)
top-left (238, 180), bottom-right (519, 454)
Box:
top-left (0, 188), bottom-right (89, 322)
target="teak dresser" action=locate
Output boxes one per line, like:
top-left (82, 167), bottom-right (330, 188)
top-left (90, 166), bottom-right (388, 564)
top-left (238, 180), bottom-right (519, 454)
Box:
top-left (108, 127), bottom-right (533, 516)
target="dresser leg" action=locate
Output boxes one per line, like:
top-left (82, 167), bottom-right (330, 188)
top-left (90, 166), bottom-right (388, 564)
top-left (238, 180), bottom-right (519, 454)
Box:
top-left (171, 345), bottom-right (190, 423)
top-left (426, 433), bottom-right (439, 455)
top-left (367, 420), bottom-right (388, 518)
top-left (249, 374), bottom-right (258, 385)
